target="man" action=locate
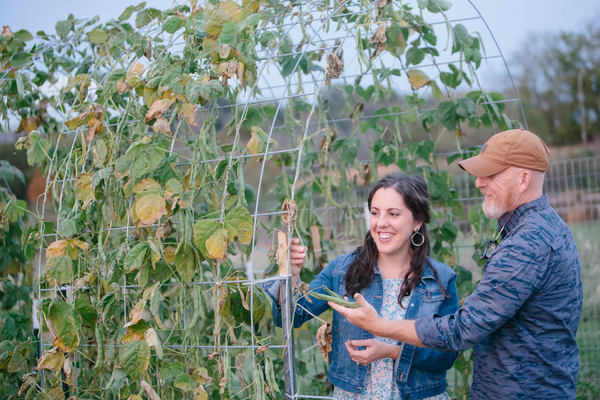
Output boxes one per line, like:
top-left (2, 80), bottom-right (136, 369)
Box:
top-left (330, 129), bottom-right (583, 399)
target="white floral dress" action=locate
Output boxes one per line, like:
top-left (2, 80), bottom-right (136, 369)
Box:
top-left (333, 279), bottom-right (450, 400)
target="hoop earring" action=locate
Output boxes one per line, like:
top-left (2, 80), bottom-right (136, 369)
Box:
top-left (411, 230), bottom-right (425, 247)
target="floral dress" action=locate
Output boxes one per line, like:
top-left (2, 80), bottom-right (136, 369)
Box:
top-left (333, 279), bottom-right (451, 400)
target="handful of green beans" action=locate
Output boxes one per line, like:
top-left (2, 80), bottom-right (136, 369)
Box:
top-left (309, 286), bottom-right (360, 309)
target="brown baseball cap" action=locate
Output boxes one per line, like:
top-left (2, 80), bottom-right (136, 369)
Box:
top-left (458, 129), bottom-right (550, 177)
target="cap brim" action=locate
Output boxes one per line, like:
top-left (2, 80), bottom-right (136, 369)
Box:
top-left (458, 155), bottom-right (509, 177)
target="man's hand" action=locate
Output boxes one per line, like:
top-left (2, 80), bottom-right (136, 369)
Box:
top-left (329, 293), bottom-right (424, 347)
top-left (328, 293), bottom-right (382, 333)
top-left (345, 339), bottom-right (401, 365)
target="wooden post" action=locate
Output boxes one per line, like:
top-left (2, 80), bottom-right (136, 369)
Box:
top-left (277, 231), bottom-right (296, 398)
top-left (310, 225), bottom-right (321, 259)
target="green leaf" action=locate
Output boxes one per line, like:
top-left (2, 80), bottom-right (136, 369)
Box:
top-left (224, 206), bottom-right (253, 245)
top-left (47, 255), bottom-right (73, 285)
top-left (218, 22), bottom-right (237, 46)
top-left (405, 47), bottom-right (425, 66)
top-left (163, 17), bottom-right (184, 33)
top-left (48, 301), bottom-right (81, 351)
top-left (15, 72), bottom-right (24, 96)
top-left (430, 80), bottom-right (444, 101)
top-left (119, 339), bottom-right (150, 381)
top-left (436, 101), bottom-right (458, 131)
top-left (423, 32), bottom-right (437, 46)
top-left (119, 5), bottom-right (135, 21)
top-left (174, 373), bottom-right (197, 391)
top-left (194, 220), bottom-right (220, 258)
top-left (136, 10), bottom-right (154, 29)
top-left (10, 53), bottom-right (32, 68)
top-left (14, 30), bottom-right (34, 42)
top-left (57, 219), bottom-right (77, 237)
top-left (7, 342), bottom-right (28, 373)
top-left (456, 97), bottom-right (476, 118)
top-left (428, 173), bottom-right (452, 200)
top-left (55, 20), bottom-right (72, 39)
top-left (27, 137), bottom-right (50, 166)
top-left (446, 153), bottom-right (461, 165)
top-left (441, 220), bottom-right (458, 242)
top-left (89, 29), bottom-right (108, 44)
top-left (417, 140), bottom-right (435, 164)
top-left (427, 0), bottom-right (452, 13)
top-left (124, 242), bottom-right (149, 272)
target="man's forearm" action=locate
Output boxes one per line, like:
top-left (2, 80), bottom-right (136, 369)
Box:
top-left (372, 318), bottom-right (425, 347)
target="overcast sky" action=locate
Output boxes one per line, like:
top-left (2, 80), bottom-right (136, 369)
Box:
top-left (1, 0), bottom-right (599, 90)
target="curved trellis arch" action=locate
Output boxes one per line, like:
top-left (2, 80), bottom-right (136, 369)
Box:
top-left (0, 0), bottom-right (527, 399)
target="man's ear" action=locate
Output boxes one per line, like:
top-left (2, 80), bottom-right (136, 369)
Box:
top-left (519, 170), bottom-right (532, 193)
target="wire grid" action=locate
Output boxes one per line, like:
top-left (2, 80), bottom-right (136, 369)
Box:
top-left (24, 0), bottom-right (537, 399)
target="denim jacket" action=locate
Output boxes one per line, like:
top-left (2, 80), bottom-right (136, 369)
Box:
top-left (263, 252), bottom-right (459, 400)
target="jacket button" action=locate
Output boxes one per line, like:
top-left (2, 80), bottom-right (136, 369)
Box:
top-left (405, 395), bottom-right (410, 400)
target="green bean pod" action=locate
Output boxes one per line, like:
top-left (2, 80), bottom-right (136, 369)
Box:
top-left (309, 292), bottom-right (360, 308)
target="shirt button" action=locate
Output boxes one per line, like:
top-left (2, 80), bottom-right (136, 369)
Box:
top-left (405, 395), bottom-right (410, 400)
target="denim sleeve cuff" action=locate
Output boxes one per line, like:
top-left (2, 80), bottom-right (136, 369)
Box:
top-left (415, 314), bottom-right (446, 351)
top-left (264, 280), bottom-right (281, 303)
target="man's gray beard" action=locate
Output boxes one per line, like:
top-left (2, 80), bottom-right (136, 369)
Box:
top-left (482, 197), bottom-right (508, 220)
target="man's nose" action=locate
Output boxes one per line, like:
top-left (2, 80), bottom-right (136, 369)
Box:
top-left (475, 177), bottom-right (486, 188)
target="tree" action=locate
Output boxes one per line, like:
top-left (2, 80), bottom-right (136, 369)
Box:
top-left (511, 21), bottom-right (600, 145)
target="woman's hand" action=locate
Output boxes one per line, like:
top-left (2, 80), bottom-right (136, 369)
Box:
top-left (345, 339), bottom-right (401, 366)
top-left (289, 238), bottom-right (307, 287)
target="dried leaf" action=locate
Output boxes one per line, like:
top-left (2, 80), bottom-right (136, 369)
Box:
top-left (141, 380), bottom-right (161, 400)
top-left (281, 198), bottom-right (297, 226)
top-left (164, 246), bottom-right (176, 263)
top-left (1, 26), bottom-right (14, 38)
top-left (369, 22), bottom-right (387, 61)
top-left (117, 79), bottom-right (131, 94)
top-left (136, 193), bottom-right (167, 225)
top-left (156, 220), bottom-right (174, 239)
top-left (246, 126), bottom-right (278, 157)
top-left (64, 357), bottom-right (76, 387)
top-left (407, 69), bottom-right (431, 91)
top-left (144, 327), bottom-right (163, 359)
top-left (153, 117), bottom-right (172, 135)
top-left (179, 102), bottom-right (197, 126)
top-left (18, 372), bottom-right (36, 397)
top-left (86, 117), bottom-right (103, 142)
top-left (144, 98), bottom-right (174, 122)
top-left (36, 347), bottom-right (65, 371)
top-left (256, 344), bottom-right (269, 355)
top-left (193, 386), bottom-right (209, 400)
top-left (325, 53), bottom-right (343, 85)
top-left (316, 322), bottom-right (333, 361)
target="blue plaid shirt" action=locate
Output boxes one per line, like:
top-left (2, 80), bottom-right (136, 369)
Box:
top-left (415, 195), bottom-right (582, 399)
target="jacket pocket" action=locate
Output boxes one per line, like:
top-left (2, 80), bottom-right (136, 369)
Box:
top-left (417, 291), bottom-right (445, 318)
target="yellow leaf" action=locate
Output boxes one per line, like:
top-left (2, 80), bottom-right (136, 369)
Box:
top-left (128, 396), bottom-right (144, 400)
top-left (164, 246), bottom-right (176, 263)
top-left (133, 178), bottom-right (162, 195)
top-left (193, 386), bottom-right (209, 400)
top-left (127, 61), bottom-right (144, 87)
top-left (205, 228), bottom-right (228, 260)
top-left (76, 173), bottom-right (95, 210)
top-left (36, 347), bottom-right (65, 371)
top-left (46, 240), bottom-right (68, 258)
top-left (144, 98), bottom-right (174, 123)
top-left (407, 69), bottom-right (431, 91)
top-left (135, 193), bottom-right (167, 226)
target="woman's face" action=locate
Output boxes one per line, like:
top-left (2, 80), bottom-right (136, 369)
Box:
top-left (369, 187), bottom-right (421, 259)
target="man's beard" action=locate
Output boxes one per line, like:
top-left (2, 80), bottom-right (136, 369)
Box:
top-left (481, 189), bottom-right (514, 220)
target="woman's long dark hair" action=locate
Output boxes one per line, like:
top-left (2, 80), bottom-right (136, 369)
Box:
top-left (345, 173), bottom-right (448, 307)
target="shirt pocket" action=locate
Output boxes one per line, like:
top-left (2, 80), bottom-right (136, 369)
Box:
top-left (417, 290), bottom-right (445, 318)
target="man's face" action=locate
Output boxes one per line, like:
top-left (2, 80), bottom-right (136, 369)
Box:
top-left (475, 168), bottom-right (522, 219)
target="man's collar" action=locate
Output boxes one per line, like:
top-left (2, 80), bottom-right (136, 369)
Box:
top-left (498, 194), bottom-right (549, 237)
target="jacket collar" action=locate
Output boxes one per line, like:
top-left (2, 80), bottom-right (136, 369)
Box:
top-left (498, 194), bottom-right (549, 238)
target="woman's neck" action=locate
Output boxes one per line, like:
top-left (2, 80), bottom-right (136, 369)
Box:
top-left (377, 251), bottom-right (413, 280)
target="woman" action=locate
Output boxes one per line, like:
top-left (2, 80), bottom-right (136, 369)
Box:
top-left (263, 173), bottom-right (459, 400)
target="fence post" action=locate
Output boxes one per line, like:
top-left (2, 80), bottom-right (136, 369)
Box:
top-left (278, 231), bottom-right (297, 399)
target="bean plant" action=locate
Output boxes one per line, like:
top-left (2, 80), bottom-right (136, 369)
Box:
top-left (0, 0), bottom-right (515, 398)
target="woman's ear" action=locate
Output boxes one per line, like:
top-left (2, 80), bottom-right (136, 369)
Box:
top-left (414, 223), bottom-right (422, 232)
